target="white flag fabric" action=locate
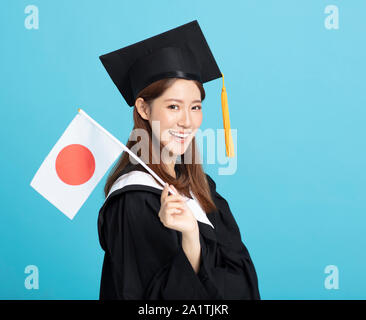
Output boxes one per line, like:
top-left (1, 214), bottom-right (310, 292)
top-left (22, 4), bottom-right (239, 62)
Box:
top-left (30, 109), bottom-right (123, 219)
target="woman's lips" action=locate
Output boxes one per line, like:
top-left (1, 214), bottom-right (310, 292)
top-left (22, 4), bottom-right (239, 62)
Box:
top-left (169, 130), bottom-right (191, 143)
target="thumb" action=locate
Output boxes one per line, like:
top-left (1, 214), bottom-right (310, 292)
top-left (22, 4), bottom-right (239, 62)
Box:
top-left (161, 183), bottom-right (169, 203)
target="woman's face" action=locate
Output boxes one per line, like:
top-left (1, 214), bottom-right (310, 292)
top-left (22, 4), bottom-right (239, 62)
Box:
top-left (140, 79), bottom-right (203, 157)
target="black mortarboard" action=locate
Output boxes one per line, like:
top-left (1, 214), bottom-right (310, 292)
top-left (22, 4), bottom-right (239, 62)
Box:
top-left (99, 20), bottom-right (234, 157)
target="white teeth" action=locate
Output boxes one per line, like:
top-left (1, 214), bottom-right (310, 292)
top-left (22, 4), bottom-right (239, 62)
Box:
top-left (169, 130), bottom-right (190, 139)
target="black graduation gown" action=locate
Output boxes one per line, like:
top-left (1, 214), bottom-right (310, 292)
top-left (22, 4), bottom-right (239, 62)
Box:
top-left (97, 165), bottom-right (260, 300)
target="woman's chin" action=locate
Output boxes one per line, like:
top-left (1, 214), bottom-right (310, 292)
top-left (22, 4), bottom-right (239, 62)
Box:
top-left (166, 147), bottom-right (186, 157)
top-left (164, 140), bottom-right (192, 157)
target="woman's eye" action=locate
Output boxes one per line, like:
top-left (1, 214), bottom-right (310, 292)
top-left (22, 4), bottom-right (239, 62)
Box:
top-left (167, 104), bottom-right (201, 110)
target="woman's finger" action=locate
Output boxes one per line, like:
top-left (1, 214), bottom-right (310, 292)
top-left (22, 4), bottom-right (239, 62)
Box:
top-left (165, 201), bottom-right (186, 211)
top-left (164, 194), bottom-right (185, 204)
top-left (166, 207), bottom-right (182, 215)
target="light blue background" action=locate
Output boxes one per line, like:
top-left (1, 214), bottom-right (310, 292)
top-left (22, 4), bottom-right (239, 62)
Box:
top-left (1, 0), bottom-right (365, 299)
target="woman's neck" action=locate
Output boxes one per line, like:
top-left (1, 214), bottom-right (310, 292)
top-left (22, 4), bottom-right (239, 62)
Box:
top-left (166, 161), bottom-right (177, 179)
top-left (151, 143), bottom-right (178, 178)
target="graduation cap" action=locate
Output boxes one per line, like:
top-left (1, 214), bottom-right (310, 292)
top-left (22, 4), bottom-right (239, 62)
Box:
top-left (99, 20), bottom-right (234, 157)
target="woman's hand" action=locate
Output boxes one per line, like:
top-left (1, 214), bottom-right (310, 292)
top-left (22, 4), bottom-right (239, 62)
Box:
top-left (158, 184), bottom-right (198, 236)
top-left (159, 183), bottom-right (201, 273)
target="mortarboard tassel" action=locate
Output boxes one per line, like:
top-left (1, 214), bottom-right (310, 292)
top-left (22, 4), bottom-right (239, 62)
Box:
top-left (221, 73), bottom-right (235, 157)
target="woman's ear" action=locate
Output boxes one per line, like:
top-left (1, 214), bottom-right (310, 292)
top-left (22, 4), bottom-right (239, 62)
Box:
top-left (135, 97), bottom-right (150, 121)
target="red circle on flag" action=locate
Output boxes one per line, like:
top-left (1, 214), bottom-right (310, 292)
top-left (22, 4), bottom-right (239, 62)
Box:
top-left (55, 144), bottom-right (95, 185)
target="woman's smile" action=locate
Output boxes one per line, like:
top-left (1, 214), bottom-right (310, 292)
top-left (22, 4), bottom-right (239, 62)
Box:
top-left (168, 129), bottom-right (192, 143)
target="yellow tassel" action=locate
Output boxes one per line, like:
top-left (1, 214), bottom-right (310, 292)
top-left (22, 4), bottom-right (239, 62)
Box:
top-left (221, 73), bottom-right (235, 157)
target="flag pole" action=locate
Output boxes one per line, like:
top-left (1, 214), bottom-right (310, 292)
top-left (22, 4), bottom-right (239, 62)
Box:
top-left (78, 108), bottom-right (175, 195)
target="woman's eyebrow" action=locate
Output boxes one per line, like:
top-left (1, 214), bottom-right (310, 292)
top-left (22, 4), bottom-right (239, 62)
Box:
top-left (164, 98), bottom-right (202, 103)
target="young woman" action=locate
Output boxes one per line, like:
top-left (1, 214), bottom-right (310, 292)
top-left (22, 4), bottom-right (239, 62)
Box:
top-left (97, 20), bottom-right (260, 300)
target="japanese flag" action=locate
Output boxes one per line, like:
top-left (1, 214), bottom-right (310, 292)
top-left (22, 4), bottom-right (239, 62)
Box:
top-left (30, 109), bottom-right (123, 219)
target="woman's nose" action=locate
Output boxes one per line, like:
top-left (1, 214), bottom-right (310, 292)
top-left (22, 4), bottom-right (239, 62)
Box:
top-left (178, 109), bottom-right (191, 127)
